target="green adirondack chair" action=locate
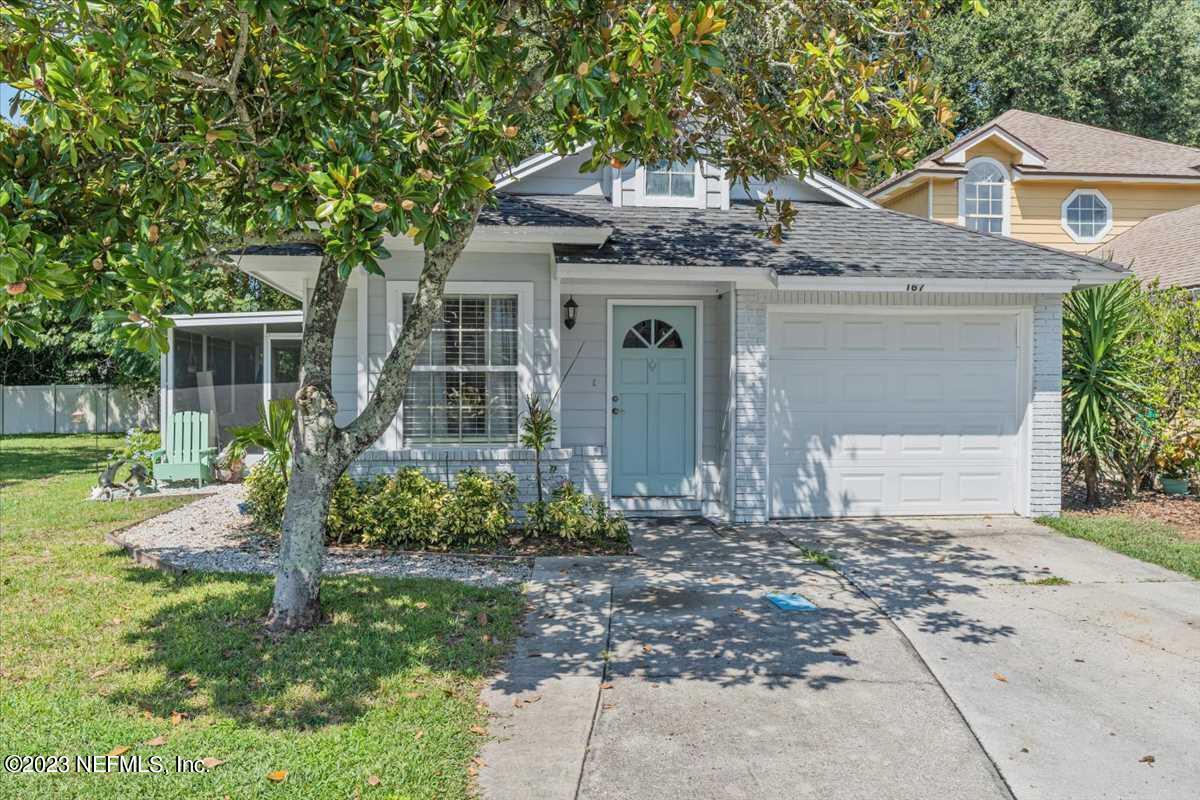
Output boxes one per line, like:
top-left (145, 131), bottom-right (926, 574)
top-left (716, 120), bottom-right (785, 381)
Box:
top-left (151, 411), bottom-right (217, 487)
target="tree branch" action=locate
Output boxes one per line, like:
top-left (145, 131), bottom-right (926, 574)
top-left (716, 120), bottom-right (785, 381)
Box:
top-left (339, 203), bottom-right (484, 458)
top-left (171, 11), bottom-right (256, 138)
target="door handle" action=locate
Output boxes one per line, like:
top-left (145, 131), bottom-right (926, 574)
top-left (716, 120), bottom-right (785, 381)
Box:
top-left (611, 408), bottom-right (622, 415)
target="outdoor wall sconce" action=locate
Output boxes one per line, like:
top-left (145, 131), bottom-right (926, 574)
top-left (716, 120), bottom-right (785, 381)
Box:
top-left (563, 295), bottom-right (578, 330)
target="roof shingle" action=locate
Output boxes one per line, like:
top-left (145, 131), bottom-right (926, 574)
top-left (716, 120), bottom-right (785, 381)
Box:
top-left (1090, 204), bottom-right (1200, 289)
top-left (871, 111), bottom-right (1200, 197)
top-left (517, 194), bottom-right (1122, 283)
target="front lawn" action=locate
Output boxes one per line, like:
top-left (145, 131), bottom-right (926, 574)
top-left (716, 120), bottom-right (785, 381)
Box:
top-left (0, 434), bottom-right (521, 800)
top-left (1038, 513), bottom-right (1200, 580)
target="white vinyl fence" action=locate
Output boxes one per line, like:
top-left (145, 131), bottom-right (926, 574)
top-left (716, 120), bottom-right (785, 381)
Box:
top-left (0, 384), bottom-right (158, 435)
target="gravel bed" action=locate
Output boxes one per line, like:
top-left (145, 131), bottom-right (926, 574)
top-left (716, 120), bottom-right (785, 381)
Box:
top-left (115, 484), bottom-right (533, 587)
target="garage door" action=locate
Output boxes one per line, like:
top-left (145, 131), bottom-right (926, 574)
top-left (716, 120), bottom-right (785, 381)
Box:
top-left (768, 311), bottom-right (1022, 518)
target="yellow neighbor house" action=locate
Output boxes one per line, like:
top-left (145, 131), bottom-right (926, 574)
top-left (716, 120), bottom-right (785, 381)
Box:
top-left (869, 111), bottom-right (1200, 286)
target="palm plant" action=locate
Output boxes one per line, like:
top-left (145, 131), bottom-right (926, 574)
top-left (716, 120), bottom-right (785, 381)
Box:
top-left (1062, 279), bottom-right (1148, 505)
top-left (231, 399), bottom-right (296, 484)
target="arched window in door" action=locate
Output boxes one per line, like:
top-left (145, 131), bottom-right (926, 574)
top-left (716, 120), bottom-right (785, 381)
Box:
top-left (622, 319), bottom-right (682, 349)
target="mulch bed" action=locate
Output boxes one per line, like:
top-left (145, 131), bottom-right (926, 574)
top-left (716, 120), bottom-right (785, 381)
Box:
top-left (1063, 479), bottom-right (1200, 540)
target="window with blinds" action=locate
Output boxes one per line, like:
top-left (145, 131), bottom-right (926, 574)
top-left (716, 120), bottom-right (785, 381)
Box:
top-left (400, 293), bottom-right (520, 445)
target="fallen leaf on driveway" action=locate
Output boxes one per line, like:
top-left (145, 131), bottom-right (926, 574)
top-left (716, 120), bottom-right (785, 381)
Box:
top-left (602, 703), bottom-right (617, 710)
top-left (993, 673), bottom-right (1008, 683)
top-left (367, 774), bottom-right (381, 786)
top-left (266, 770), bottom-right (288, 783)
top-left (469, 725), bottom-right (487, 735)
top-left (1140, 755), bottom-right (1155, 765)
top-left (200, 757), bottom-right (225, 769)
top-left (600, 683), bottom-right (614, 690)
top-left (144, 736), bottom-right (167, 747)
top-left (107, 746), bottom-right (130, 757)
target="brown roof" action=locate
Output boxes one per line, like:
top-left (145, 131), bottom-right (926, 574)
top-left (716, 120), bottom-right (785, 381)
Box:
top-left (871, 110), bottom-right (1200, 196)
top-left (1090, 204), bottom-right (1200, 289)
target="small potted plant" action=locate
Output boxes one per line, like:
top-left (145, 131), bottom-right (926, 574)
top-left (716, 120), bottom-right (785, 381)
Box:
top-left (1156, 437), bottom-right (1197, 497)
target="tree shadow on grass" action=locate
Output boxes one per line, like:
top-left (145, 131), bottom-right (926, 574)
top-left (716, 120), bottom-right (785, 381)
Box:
top-left (0, 436), bottom-right (111, 484)
top-left (108, 565), bottom-right (521, 732)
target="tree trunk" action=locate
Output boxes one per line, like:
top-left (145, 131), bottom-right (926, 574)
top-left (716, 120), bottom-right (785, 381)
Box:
top-left (1083, 454), bottom-right (1101, 506)
top-left (266, 459), bottom-right (337, 632)
top-left (266, 204), bottom-right (483, 634)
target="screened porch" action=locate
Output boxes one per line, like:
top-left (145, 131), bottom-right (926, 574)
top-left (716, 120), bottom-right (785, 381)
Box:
top-left (161, 311), bottom-right (304, 450)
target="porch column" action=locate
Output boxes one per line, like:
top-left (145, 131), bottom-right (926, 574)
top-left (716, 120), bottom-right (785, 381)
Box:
top-left (733, 291), bottom-right (769, 523)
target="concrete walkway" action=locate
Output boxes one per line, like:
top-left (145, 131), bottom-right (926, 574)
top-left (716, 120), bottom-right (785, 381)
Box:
top-left (774, 516), bottom-right (1199, 800)
top-left (479, 517), bottom-right (1198, 800)
top-left (479, 521), bottom-right (1011, 800)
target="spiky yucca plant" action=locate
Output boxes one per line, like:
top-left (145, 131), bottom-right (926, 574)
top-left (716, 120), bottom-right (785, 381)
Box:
top-left (1062, 279), bottom-right (1148, 505)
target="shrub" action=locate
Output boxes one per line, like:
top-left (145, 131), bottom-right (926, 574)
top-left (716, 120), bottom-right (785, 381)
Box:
top-left (541, 480), bottom-right (629, 547)
top-left (440, 469), bottom-right (517, 550)
top-left (244, 461), bottom-right (288, 532)
top-left (242, 464), bottom-right (519, 550)
top-left (353, 470), bottom-right (449, 549)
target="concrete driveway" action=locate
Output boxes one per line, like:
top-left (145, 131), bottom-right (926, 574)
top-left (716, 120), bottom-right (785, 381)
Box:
top-left (478, 517), bottom-right (1198, 800)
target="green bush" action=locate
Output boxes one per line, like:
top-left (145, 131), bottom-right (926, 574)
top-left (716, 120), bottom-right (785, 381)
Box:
top-left (243, 461), bottom-right (288, 533)
top-left (352, 470), bottom-right (449, 548)
top-left (242, 464), bottom-right (518, 550)
top-left (441, 469), bottom-right (518, 550)
top-left (540, 480), bottom-right (630, 547)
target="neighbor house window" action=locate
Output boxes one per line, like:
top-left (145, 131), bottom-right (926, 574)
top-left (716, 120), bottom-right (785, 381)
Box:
top-left (1061, 189), bottom-right (1112, 243)
top-left (961, 159), bottom-right (1008, 235)
top-left (401, 293), bottom-right (519, 445)
top-left (645, 159), bottom-right (697, 198)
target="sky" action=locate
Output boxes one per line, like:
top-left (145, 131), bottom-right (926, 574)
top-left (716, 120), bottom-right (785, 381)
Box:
top-left (1, 83), bottom-right (20, 122)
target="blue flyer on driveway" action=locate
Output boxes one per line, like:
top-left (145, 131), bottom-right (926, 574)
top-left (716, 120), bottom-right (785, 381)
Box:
top-left (765, 592), bottom-right (818, 612)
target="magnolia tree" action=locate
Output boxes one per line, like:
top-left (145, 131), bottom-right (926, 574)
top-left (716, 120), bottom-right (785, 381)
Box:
top-left (1, 0), bottom-right (970, 631)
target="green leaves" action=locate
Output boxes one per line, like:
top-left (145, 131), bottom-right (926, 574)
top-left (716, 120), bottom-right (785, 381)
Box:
top-left (1063, 279), bottom-right (1149, 464)
top-left (1, 0), bottom-right (967, 355)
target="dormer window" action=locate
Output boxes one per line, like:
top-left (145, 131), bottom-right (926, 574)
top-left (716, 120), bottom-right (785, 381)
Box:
top-left (646, 160), bottom-right (696, 198)
top-left (960, 158), bottom-right (1010, 235)
top-left (632, 159), bottom-right (705, 207)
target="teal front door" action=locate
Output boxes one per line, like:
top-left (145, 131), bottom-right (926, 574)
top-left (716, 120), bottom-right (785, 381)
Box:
top-left (611, 305), bottom-right (696, 497)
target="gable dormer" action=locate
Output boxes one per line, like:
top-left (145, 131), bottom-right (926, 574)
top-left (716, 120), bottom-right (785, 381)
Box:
top-left (497, 143), bottom-right (876, 210)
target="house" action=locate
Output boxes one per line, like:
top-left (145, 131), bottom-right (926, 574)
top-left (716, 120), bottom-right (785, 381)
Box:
top-left (1089, 204), bottom-right (1200, 291)
top-left (868, 111), bottom-right (1200, 286)
top-left (161, 148), bottom-right (1123, 522)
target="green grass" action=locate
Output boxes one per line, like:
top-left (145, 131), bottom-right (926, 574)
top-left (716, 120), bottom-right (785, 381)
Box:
top-left (0, 434), bottom-right (521, 799)
top-left (1038, 513), bottom-right (1200, 580)
top-left (1025, 575), bottom-right (1071, 586)
top-left (796, 547), bottom-right (835, 568)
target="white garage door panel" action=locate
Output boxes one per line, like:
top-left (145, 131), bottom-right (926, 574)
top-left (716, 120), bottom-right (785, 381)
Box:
top-left (769, 312), bottom-right (1022, 518)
